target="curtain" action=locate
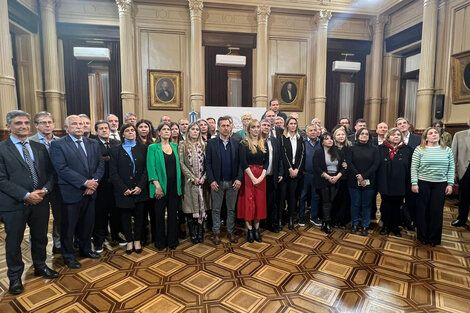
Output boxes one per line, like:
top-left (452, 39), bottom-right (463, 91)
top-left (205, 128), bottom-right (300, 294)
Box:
top-left (405, 79), bottom-right (418, 126)
top-left (106, 41), bottom-right (122, 121)
top-left (205, 46), bottom-right (228, 106)
top-left (240, 48), bottom-right (253, 107)
top-left (63, 38), bottom-right (90, 116)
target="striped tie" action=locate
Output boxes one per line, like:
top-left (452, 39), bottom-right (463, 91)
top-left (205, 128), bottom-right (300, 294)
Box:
top-left (21, 141), bottom-right (39, 189)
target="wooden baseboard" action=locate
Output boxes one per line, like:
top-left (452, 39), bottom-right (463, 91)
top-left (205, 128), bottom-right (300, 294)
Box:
top-left (445, 123), bottom-right (468, 137)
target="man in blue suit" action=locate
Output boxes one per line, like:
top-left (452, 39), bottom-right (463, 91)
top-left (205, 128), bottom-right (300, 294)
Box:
top-left (205, 116), bottom-right (243, 245)
top-left (50, 115), bottom-right (104, 269)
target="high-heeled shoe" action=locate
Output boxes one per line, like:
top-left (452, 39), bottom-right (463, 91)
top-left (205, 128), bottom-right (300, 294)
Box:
top-left (125, 242), bottom-right (133, 255)
top-left (247, 229), bottom-right (254, 243)
top-left (254, 228), bottom-right (262, 242)
top-left (134, 241), bottom-right (142, 254)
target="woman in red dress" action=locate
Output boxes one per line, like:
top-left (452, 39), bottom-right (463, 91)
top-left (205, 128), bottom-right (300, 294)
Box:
top-left (238, 119), bottom-right (269, 243)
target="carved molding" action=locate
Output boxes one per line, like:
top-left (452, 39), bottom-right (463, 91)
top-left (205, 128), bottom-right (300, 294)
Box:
top-left (370, 15), bottom-right (388, 34)
top-left (188, 0), bottom-right (203, 20)
top-left (256, 5), bottom-right (271, 25)
top-left (423, 0), bottom-right (438, 9)
top-left (39, 0), bottom-right (59, 12)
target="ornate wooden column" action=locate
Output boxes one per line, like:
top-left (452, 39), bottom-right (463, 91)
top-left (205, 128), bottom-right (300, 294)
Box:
top-left (0, 0), bottom-right (16, 129)
top-left (313, 10), bottom-right (331, 121)
top-left (254, 5), bottom-right (270, 108)
top-left (40, 0), bottom-right (64, 126)
top-left (416, 0), bottom-right (438, 130)
top-left (188, 0), bottom-right (204, 113)
top-left (116, 0), bottom-right (138, 116)
top-left (366, 15), bottom-right (387, 128)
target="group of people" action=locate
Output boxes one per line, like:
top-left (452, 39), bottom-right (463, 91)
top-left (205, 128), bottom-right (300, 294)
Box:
top-left (1, 98), bottom-right (469, 296)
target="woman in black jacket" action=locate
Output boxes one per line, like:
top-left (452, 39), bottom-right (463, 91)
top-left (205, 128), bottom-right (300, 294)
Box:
top-left (278, 116), bottom-right (305, 230)
top-left (313, 133), bottom-right (346, 233)
top-left (347, 127), bottom-right (379, 236)
top-left (109, 124), bottom-right (149, 254)
top-left (377, 128), bottom-right (412, 237)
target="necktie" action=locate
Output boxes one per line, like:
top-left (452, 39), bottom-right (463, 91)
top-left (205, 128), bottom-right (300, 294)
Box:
top-left (76, 139), bottom-right (89, 170)
top-left (105, 142), bottom-right (110, 151)
top-left (21, 141), bottom-right (39, 189)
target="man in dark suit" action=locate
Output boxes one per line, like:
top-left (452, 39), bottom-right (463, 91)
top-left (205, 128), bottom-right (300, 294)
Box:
top-left (261, 98), bottom-right (288, 123)
top-left (348, 118), bottom-right (367, 144)
top-left (30, 111), bottom-right (62, 254)
top-left (92, 120), bottom-right (121, 252)
top-left (281, 82), bottom-right (297, 103)
top-left (157, 80), bottom-right (174, 101)
top-left (0, 110), bottom-right (59, 295)
top-left (205, 116), bottom-right (243, 245)
top-left (372, 122), bottom-right (388, 146)
top-left (260, 119), bottom-right (284, 232)
top-left (396, 117), bottom-right (421, 149)
top-left (395, 117), bottom-right (420, 230)
top-left (50, 115), bottom-right (104, 269)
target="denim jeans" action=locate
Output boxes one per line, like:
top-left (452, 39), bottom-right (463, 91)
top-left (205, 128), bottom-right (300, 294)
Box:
top-left (299, 172), bottom-right (319, 219)
top-left (349, 188), bottom-right (375, 228)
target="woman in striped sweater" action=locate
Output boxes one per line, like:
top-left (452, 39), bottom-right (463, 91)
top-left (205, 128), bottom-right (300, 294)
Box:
top-left (411, 127), bottom-right (455, 247)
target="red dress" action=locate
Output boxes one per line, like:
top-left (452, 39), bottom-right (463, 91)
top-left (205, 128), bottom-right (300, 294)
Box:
top-left (237, 142), bottom-right (268, 220)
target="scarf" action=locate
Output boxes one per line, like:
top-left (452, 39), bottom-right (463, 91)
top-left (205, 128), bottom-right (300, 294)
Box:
top-left (383, 141), bottom-right (403, 160)
top-left (123, 138), bottom-right (137, 174)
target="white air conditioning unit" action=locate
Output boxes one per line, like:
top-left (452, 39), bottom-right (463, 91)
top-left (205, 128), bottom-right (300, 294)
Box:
top-left (73, 47), bottom-right (111, 61)
top-left (332, 61), bottom-right (361, 73)
top-left (216, 54), bottom-right (246, 67)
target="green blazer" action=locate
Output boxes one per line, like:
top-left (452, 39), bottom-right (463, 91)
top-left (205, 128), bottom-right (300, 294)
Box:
top-left (147, 142), bottom-right (182, 198)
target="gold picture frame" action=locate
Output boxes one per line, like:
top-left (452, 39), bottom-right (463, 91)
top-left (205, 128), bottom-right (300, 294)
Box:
top-left (273, 73), bottom-right (306, 112)
top-left (451, 51), bottom-right (470, 104)
top-left (148, 70), bottom-right (183, 110)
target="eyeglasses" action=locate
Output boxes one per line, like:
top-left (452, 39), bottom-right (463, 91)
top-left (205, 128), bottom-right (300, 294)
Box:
top-left (38, 121), bottom-right (54, 125)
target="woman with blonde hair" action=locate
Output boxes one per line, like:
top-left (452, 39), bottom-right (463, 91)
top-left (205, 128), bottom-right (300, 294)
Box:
top-left (178, 122), bottom-right (207, 243)
top-left (238, 119), bottom-right (269, 242)
top-left (411, 127), bottom-right (454, 246)
top-left (278, 116), bottom-right (305, 230)
top-left (331, 126), bottom-right (351, 227)
top-left (377, 128), bottom-right (412, 237)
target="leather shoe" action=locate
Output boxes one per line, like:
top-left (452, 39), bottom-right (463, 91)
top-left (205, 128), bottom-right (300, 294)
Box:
top-left (52, 246), bottom-right (62, 254)
top-left (212, 234), bottom-right (221, 245)
top-left (228, 232), bottom-right (238, 243)
top-left (361, 228), bottom-right (368, 236)
top-left (288, 217), bottom-right (294, 230)
top-left (65, 258), bottom-right (81, 269)
top-left (79, 251), bottom-right (100, 259)
top-left (253, 229), bottom-right (262, 242)
top-left (451, 219), bottom-right (467, 227)
top-left (9, 278), bottom-right (23, 295)
top-left (350, 225), bottom-right (358, 234)
top-left (247, 229), bottom-right (254, 243)
top-left (35, 266), bottom-right (59, 279)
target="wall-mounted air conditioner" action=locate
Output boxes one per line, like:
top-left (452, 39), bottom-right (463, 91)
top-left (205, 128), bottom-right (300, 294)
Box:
top-left (332, 61), bottom-right (361, 73)
top-left (73, 47), bottom-right (111, 61)
top-left (216, 54), bottom-right (246, 67)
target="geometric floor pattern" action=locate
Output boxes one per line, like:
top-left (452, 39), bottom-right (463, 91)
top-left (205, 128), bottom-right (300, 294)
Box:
top-left (0, 199), bottom-right (469, 312)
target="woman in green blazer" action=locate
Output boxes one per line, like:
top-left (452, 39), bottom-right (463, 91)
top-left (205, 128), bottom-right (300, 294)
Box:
top-left (147, 122), bottom-right (182, 250)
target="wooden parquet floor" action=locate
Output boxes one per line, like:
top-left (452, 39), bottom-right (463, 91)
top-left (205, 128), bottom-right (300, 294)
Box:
top-left (0, 200), bottom-right (470, 313)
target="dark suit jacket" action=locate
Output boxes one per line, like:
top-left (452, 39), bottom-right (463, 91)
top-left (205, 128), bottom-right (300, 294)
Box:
top-left (96, 138), bottom-right (120, 185)
top-left (50, 135), bottom-right (104, 204)
top-left (109, 143), bottom-right (148, 208)
top-left (267, 136), bottom-right (284, 188)
top-left (205, 135), bottom-right (243, 184)
top-left (280, 134), bottom-right (305, 173)
top-left (407, 133), bottom-right (421, 149)
top-left (0, 138), bottom-right (54, 212)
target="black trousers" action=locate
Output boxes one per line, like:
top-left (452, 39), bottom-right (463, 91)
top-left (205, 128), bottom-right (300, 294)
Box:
top-left (404, 188), bottom-right (417, 225)
top-left (142, 199), bottom-right (156, 242)
top-left (380, 194), bottom-right (404, 230)
top-left (154, 193), bottom-right (179, 249)
top-left (279, 175), bottom-right (301, 218)
top-left (61, 196), bottom-right (95, 260)
top-left (266, 175), bottom-right (278, 227)
top-left (49, 186), bottom-right (62, 249)
top-left (416, 180), bottom-right (446, 245)
top-left (458, 166), bottom-right (470, 221)
top-left (94, 184), bottom-right (118, 245)
top-left (0, 201), bottom-right (49, 280)
top-left (318, 184), bottom-right (338, 222)
top-left (120, 202), bottom-right (145, 242)
top-left (331, 180), bottom-right (350, 226)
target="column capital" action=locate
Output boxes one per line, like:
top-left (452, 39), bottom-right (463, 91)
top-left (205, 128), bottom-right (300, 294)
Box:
top-left (39, 0), bottom-right (60, 11)
top-left (369, 15), bottom-right (388, 30)
top-left (314, 10), bottom-right (332, 29)
top-left (116, 0), bottom-right (135, 14)
top-left (188, 0), bottom-right (203, 17)
top-left (424, 0), bottom-right (438, 8)
top-left (256, 5), bottom-right (271, 25)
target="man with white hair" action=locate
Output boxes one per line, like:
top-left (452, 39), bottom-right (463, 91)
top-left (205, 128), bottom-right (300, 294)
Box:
top-left (106, 114), bottom-right (120, 142)
top-left (451, 119), bottom-right (470, 227)
top-left (124, 112), bottom-right (137, 126)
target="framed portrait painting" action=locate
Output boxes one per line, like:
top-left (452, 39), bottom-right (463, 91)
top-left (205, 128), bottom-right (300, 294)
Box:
top-left (451, 51), bottom-right (470, 104)
top-left (273, 73), bottom-right (306, 111)
top-left (148, 70), bottom-right (183, 110)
